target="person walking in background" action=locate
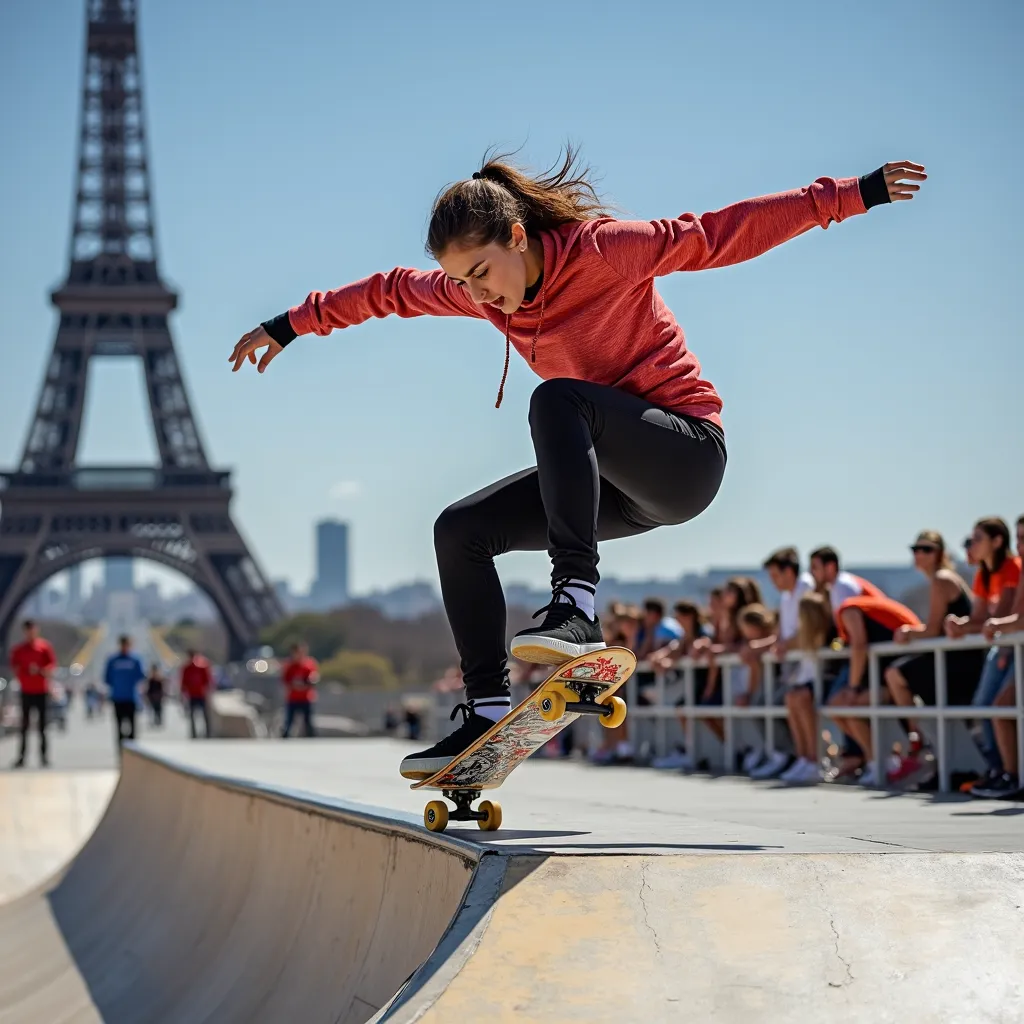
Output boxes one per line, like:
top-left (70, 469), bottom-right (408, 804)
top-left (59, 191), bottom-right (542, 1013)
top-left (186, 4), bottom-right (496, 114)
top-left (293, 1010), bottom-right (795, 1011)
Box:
top-left (9, 619), bottom-right (57, 769)
top-left (146, 664), bottom-right (166, 727)
top-left (104, 636), bottom-right (146, 752)
top-left (281, 642), bottom-right (318, 738)
top-left (179, 650), bottom-right (213, 739)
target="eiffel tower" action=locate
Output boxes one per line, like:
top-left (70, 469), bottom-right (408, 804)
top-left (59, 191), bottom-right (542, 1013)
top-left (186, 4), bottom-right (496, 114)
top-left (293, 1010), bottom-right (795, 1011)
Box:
top-left (0, 0), bottom-right (283, 658)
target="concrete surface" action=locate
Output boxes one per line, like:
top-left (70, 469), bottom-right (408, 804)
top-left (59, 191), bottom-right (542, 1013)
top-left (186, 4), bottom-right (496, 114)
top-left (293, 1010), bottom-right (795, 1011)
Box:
top-left (0, 771), bottom-right (116, 903)
top-left (0, 739), bottom-right (1021, 1023)
top-left (143, 738), bottom-right (1024, 854)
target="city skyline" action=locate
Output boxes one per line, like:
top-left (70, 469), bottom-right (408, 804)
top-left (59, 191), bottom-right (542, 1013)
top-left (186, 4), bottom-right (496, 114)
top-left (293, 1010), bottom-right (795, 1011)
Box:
top-left (1, 1), bottom-right (1021, 597)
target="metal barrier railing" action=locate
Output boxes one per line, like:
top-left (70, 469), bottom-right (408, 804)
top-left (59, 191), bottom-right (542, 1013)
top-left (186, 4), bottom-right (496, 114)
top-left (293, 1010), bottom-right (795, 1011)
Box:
top-left (624, 634), bottom-right (1024, 793)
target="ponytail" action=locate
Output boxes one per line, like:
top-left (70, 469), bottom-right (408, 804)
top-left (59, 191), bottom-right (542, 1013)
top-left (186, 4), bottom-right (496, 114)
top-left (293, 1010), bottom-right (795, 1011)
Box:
top-left (426, 144), bottom-right (610, 259)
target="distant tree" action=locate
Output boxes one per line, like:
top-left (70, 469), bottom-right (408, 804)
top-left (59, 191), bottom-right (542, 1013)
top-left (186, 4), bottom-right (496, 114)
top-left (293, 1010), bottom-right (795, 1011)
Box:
top-left (319, 649), bottom-right (399, 689)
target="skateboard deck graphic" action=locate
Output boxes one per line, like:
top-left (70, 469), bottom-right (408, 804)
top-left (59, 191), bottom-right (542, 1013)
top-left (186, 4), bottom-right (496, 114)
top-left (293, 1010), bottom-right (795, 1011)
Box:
top-left (413, 647), bottom-right (636, 833)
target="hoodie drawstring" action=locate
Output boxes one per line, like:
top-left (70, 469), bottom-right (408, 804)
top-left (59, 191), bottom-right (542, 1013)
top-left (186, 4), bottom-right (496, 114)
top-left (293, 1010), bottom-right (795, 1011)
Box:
top-left (494, 282), bottom-right (546, 409)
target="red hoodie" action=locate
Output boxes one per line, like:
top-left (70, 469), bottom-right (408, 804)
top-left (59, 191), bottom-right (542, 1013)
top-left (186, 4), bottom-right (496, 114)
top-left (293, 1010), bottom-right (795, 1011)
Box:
top-left (285, 177), bottom-right (869, 426)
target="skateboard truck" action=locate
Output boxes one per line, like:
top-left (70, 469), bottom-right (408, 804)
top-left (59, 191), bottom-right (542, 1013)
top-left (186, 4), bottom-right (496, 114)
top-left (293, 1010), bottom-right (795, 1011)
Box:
top-left (424, 790), bottom-right (501, 833)
top-left (537, 682), bottom-right (628, 728)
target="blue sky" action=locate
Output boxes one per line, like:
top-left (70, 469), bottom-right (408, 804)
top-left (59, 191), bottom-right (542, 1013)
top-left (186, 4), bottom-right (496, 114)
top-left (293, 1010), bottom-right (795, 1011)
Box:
top-left (1, 0), bottom-right (1022, 596)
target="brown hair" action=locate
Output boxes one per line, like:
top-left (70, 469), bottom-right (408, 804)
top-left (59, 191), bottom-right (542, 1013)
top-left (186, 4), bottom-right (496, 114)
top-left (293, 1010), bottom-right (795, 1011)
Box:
top-left (809, 546), bottom-right (840, 569)
top-left (912, 529), bottom-right (954, 571)
top-left (975, 516), bottom-right (1012, 589)
top-left (426, 145), bottom-right (610, 259)
top-left (763, 547), bottom-right (800, 575)
top-left (738, 603), bottom-right (776, 635)
top-left (673, 600), bottom-right (703, 625)
top-left (797, 592), bottom-right (832, 653)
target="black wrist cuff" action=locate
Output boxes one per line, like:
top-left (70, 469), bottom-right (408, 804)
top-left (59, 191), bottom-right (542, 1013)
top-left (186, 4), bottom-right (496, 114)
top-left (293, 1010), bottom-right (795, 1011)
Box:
top-left (858, 166), bottom-right (890, 210)
top-left (261, 312), bottom-right (297, 347)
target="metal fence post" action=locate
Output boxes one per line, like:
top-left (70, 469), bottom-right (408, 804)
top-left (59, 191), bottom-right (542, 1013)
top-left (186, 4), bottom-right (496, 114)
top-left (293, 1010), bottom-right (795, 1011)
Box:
top-left (934, 647), bottom-right (949, 793)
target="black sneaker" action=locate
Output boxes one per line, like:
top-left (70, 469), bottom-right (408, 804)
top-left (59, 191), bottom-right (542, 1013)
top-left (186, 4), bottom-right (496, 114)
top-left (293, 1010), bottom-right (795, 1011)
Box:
top-left (399, 700), bottom-right (504, 780)
top-left (510, 578), bottom-right (606, 665)
top-left (971, 772), bottom-right (1023, 800)
top-left (11, 757), bottom-right (25, 770)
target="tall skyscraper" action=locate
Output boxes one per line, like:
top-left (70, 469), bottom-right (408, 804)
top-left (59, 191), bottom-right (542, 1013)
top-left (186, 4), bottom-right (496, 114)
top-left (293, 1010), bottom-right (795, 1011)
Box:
top-left (105, 557), bottom-right (134, 593)
top-left (311, 521), bottom-right (350, 610)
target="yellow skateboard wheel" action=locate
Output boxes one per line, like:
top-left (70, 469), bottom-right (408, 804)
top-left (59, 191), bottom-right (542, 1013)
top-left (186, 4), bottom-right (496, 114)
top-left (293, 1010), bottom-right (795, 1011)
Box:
top-left (478, 800), bottom-right (502, 831)
top-left (538, 690), bottom-right (566, 722)
top-left (598, 694), bottom-right (627, 729)
top-left (424, 800), bottom-right (449, 833)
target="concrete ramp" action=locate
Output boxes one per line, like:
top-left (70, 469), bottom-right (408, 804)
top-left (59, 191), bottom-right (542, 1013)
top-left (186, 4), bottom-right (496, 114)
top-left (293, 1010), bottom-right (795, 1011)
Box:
top-left (0, 750), bottom-right (477, 1023)
top-left (1, 747), bottom-right (1022, 1023)
top-left (384, 852), bottom-right (1024, 1023)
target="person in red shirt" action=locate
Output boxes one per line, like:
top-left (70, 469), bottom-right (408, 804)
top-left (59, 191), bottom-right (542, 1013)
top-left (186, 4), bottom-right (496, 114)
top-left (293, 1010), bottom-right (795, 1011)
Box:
top-left (229, 151), bottom-right (926, 778)
top-left (281, 643), bottom-right (318, 738)
top-left (9, 619), bottom-right (58, 768)
top-left (827, 593), bottom-right (921, 787)
top-left (179, 649), bottom-right (214, 739)
top-left (945, 517), bottom-right (1022, 783)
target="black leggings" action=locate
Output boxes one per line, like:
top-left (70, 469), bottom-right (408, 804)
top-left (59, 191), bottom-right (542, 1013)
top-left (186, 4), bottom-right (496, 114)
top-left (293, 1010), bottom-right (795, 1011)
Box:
top-left (435, 378), bottom-right (727, 700)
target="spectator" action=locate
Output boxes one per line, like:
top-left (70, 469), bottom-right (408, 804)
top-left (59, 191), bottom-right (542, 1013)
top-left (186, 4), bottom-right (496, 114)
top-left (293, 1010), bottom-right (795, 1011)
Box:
top-left (281, 642), bottom-right (319, 738)
top-left (809, 546), bottom-right (880, 778)
top-left (104, 636), bottom-right (146, 751)
top-left (946, 517), bottom-right (1021, 779)
top-left (649, 601), bottom-right (712, 770)
top-left (775, 591), bottom-right (833, 784)
top-left (973, 514), bottom-right (1024, 799)
top-left (884, 531), bottom-right (983, 787)
top-left (747, 548), bottom-right (817, 779)
top-left (827, 590), bottom-right (921, 785)
top-left (675, 577), bottom-right (763, 766)
top-left (634, 598), bottom-right (684, 660)
top-left (180, 650), bottom-right (213, 739)
top-left (9, 619), bottom-right (57, 769)
top-left (146, 664), bottom-right (166, 727)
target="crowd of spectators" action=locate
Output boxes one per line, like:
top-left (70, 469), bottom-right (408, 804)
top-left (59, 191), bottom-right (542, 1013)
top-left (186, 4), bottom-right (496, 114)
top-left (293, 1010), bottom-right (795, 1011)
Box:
top-left (577, 514), bottom-right (1024, 799)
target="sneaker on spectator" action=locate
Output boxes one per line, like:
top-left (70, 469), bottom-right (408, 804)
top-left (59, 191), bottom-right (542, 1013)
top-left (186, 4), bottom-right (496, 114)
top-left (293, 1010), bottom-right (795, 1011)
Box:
top-left (781, 758), bottom-right (822, 785)
top-left (971, 773), bottom-right (1023, 800)
top-left (780, 757), bottom-right (811, 783)
top-left (960, 767), bottom-right (1002, 794)
top-left (741, 747), bottom-right (765, 774)
top-left (857, 763), bottom-right (879, 788)
top-left (651, 747), bottom-right (694, 771)
top-left (886, 749), bottom-right (937, 790)
top-left (750, 749), bottom-right (791, 780)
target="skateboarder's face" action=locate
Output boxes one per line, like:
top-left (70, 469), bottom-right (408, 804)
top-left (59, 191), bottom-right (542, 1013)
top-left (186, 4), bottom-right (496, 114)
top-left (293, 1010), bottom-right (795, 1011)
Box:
top-left (438, 222), bottom-right (532, 315)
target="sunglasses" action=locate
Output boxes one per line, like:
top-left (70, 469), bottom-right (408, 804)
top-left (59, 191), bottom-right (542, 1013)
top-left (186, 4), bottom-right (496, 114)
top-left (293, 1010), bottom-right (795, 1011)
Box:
top-left (911, 544), bottom-right (938, 554)
top-left (963, 537), bottom-right (975, 549)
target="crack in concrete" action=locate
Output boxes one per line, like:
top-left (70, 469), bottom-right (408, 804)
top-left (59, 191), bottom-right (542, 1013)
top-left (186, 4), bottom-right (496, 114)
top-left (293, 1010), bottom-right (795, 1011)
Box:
top-left (638, 861), bottom-right (663, 957)
top-left (814, 868), bottom-right (854, 989)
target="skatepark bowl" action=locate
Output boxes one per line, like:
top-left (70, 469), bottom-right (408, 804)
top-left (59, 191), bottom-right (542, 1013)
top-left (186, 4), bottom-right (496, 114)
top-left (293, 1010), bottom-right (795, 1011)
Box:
top-left (1, 742), bottom-right (1022, 1023)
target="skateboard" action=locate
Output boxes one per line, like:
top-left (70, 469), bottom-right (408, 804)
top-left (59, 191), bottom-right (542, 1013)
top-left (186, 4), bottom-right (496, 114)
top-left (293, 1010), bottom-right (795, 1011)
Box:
top-left (413, 647), bottom-right (636, 833)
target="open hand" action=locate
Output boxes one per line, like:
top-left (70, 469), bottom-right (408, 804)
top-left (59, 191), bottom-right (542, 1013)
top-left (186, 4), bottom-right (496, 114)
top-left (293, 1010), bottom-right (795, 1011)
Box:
top-left (883, 161), bottom-right (927, 201)
top-left (229, 325), bottom-right (282, 374)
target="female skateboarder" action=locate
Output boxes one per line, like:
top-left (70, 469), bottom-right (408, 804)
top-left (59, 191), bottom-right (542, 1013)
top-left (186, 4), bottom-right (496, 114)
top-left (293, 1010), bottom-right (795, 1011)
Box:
top-left (229, 150), bottom-right (925, 778)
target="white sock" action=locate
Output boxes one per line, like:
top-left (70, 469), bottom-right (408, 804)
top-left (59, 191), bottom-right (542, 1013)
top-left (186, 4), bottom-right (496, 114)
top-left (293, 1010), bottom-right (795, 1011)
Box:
top-left (556, 579), bottom-right (596, 620)
top-left (472, 698), bottom-right (510, 723)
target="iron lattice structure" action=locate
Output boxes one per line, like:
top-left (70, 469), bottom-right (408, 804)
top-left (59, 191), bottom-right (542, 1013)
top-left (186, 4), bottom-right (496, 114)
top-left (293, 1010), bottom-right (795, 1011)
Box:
top-left (0, 0), bottom-right (283, 656)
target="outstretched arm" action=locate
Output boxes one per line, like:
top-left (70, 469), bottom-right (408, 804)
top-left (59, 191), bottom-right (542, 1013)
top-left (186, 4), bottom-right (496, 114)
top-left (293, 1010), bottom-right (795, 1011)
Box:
top-left (595, 162), bottom-right (926, 283)
top-left (230, 266), bottom-right (485, 373)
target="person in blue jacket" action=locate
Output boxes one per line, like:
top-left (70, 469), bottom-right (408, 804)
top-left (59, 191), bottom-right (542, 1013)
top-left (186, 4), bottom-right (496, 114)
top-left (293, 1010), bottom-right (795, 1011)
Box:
top-left (104, 635), bottom-right (146, 751)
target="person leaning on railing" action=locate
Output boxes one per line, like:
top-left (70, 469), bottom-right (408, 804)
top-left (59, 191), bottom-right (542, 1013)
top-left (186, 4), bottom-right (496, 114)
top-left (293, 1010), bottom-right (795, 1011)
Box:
top-left (971, 514), bottom-right (1024, 799)
top-left (883, 531), bottom-right (983, 788)
top-left (945, 517), bottom-right (1021, 783)
top-left (826, 591), bottom-right (921, 786)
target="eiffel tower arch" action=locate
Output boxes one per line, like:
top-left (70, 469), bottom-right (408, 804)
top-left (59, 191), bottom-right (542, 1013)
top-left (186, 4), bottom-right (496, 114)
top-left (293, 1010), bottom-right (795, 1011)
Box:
top-left (0, 0), bottom-right (283, 658)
